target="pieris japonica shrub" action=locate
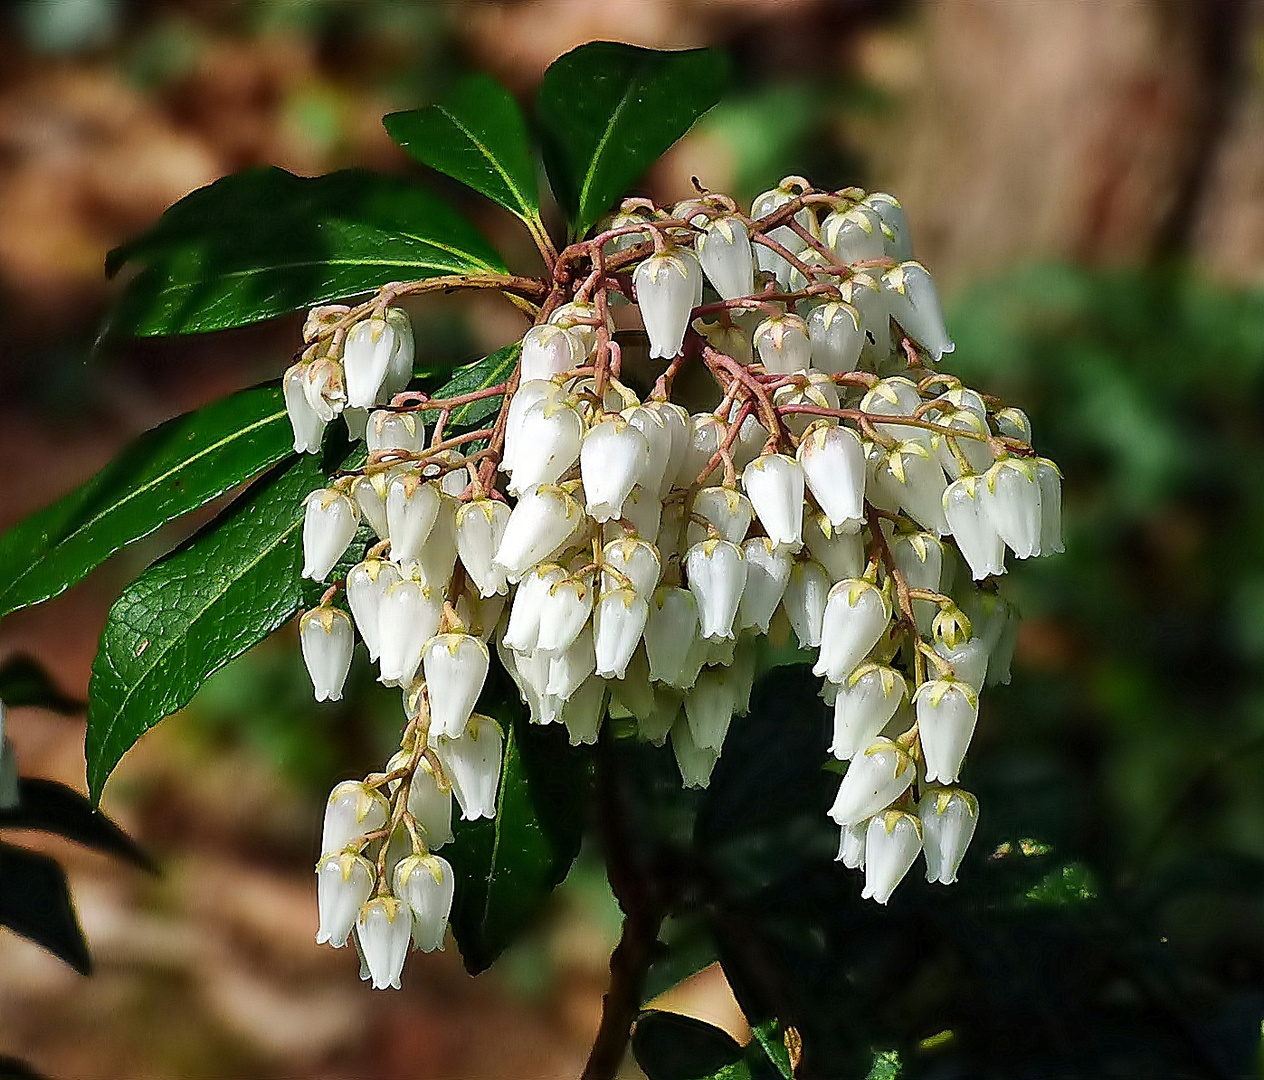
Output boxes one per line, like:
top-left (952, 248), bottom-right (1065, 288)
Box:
top-left (0, 42), bottom-right (1064, 1079)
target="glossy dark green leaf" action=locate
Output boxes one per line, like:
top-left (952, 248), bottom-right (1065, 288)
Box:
top-left (445, 667), bottom-right (590, 974)
top-left (0, 385), bottom-right (293, 620)
top-left (423, 341), bottom-right (520, 429)
top-left (632, 1010), bottom-right (747, 1080)
top-left (106, 167), bottom-right (506, 337)
top-left (0, 779), bottom-right (154, 871)
top-left (0, 656), bottom-right (84, 714)
top-left (536, 42), bottom-right (730, 236)
top-left (0, 840), bottom-right (90, 974)
top-left (747, 1021), bottom-right (794, 1080)
top-left (384, 75), bottom-right (540, 223)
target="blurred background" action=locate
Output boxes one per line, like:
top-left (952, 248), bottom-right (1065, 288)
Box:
top-left (3, 0), bottom-right (1264, 1077)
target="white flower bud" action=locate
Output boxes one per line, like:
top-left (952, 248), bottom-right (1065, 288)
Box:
top-left (943, 477), bottom-right (1005, 579)
top-left (561, 675), bottom-right (608, 746)
top-left (862, 810), bottom-right (923, 904)
top-left (582, 416), bottom-right (650, 522)
top-left (884, 262), bottom-right (953, 361)
top-left (772, 375), bottom-right (839, 438)
top-left (415, 492), bottom-right (458, 590)
top-left (932, 408), bottom-right (995, 479)
top-left (861, 377), bottom-right (929, 448)
top-left (814, 578), bottom-right (891, 681)
top-left (594, 587), bottom-right (650, 679)
top-left (434, 714), bottom-right (503, 821)
top-left (501, 380), bottom-right (559, 474)
top-left (751, 182), bottom-right (813, 284)
top-left (805, 301), bottom-right (863, 375)
top-left (321, 780), bottom-right (389, 856)
top-left (727, 411), bottom-right (767, 472)
top-left (508, 397), bottom-right (583, 496)
top-left (619, 484), bottom-right (663, 540)
top-left (302, 488), bottom-right (359, 582)
top-left (300, 605), bottom-right (354, 702)
top-left (645, 587), bottom-right (701, 687)
top-left (351, 474), bottom-right (389, 539)
top-left (315, 852), bottom-right (375, 947)
top-left (934, 635), bottom-right (990, 692)
top-left (303, 356), bottom-right (347, 423)
top-left (406, 756), bottom-right (453, 849)
top-left (384, 473), bottom-right (440, 563)
top-left (831, 664), bottom-right (907, 760)
top-left (829, 739), bottom-right (914, 825)
top-left (967, 590), bottom-right (1017, 686)
top-left (878, 442), bottom-right (949, 536)
top-left (377, 578), bottom-right (442, 686)
top-left (685, 539), bottom-right (747, 641)
top-left (639, 686), bottom-right (683, 747)
top-left (683, 667), bottom-right (736, 751)
top-left (394, 853), bottom-right (454, 953)
top-left (738, 537), bottom-right (792, 633)
top-left (382, 308), bottom-right (415, 400)
top-left (671, 714), bottom-right (721, 789)
top-left (798, 422), bottom-right (866, 531)
top-left (622, 406), bottom-right (673, 497)
top-left (423, 633), bottom-right (490, 739)
top-left (455, 499), bottom-right (511, 598)
top-left (343, 318), bottom-right (397, 409)
top-left (753, 314), bottom-right (812, 375)
top-left (783, 559), bottom-right (831, 649)
top-left (676, 413), bottom-right (725, 487)
top-left (357, 896), bottom-right (411, 990)
top-left (493, 484), bottom-right (584, 583)
top-left (549, 300), bottom-right (610, 357)
top-left (981, 459), bottom-right (1042, 559)
top-left (645, 400), bottom-right (690, 484)
top-left (343, 406), bottom-right (369, 442)
top-left (538, 575), bottom-right (595, 656)
top-left (345, 558), bottom-right (399, 660)
top-left (503, 563), bottom-right (566, 653)
top-left (920, 787), bottom-right (979, 885)
top-left (285, 363), bottom-right (327, 453)
top-left (601, 538), bottom-right (661, 600)
top-left (804, 512), bottom-right (864, 583)
top-left (891, 531), bottom-right (943, 636)
top-left (836, 820), bottom-right (867, 869)
top-left (822, 204), bottom-right (886, 264)
top-left (634, 246), bottom-right (703, 359)
top-left (1035, 458), bottom-right (1064, 555)
top-left (742, 454), bottom-right (805, 553)
top-left (366, 410), bottom-right (426, 456)
top-left (915, 677), bottom-right (978, 785)
top-left (696, 216), bottom-right (755, 300)
top-left (547, 624), bottom-right (596, 700)
top-left (995, 407), bottom-right (1032, 443)
top-left (864, 193), bottom-right (912, 261)
top-left (521, 323), bottom-right (583, 382)
top-left (688, 486), bottom-right (754, 547)
top-left (838, 272), bottom-right (891, 365)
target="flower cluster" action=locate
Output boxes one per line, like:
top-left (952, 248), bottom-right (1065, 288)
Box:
top-left (285, 175), bottom-right (1063, 988)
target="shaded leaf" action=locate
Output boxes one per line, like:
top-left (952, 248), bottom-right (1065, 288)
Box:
top-left (632, 1010), bottom-right (747, 1080)
top-left (0, 656), bottom-right (84, 714)
top-left (0, 779), bottom-right (154, 872)
top-left (107, 167), bottom-right (505, 337)
top-left (747, 1021), bottom-right (795, 1080)
top-left (536, 42), bottom-right (730, 236)
top-left (0, 385), bottom-right (294, 620)
top-left (384, 75), bottom-right (540, 223)
top-left (0, 840), bottom-right (90, 974)
top-left (426, 342), bottom-right (520, 429)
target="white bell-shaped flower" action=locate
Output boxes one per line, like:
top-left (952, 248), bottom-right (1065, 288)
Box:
top-left (594, 587), bottom-right (650, 679)
top-left (806, 301), bottom-right (864, 375)
top-left (493, 484), bottom-right (583, 583)
top-left (508, 397), bottom-right (583, 496)
top-left (822, 204), bottom-right (886, 264)
top-left (622, 405), bottom-right (673, 496)
top-left (634, 246), bottom-right (703, 359)
top-left (621, 485), bottom-right (663, 541)
top-left (943, 477), bottom-right (1005, 579)
top-left (772, 374), bottom-right (840, 438)
top-left (742, 454), bottom-right (805, 553)
top-left (915, 677), bottom-right (979, 785)
top-left (891, 531), bottom-right (943, 636)
top-left (549, 299), bottom-right (609, 357)
top-left (377, 578), bottom-right (442, 686)
top-left (357, 897), bottom-right (411, 990)
top-left (547, 624), bottom-right (596, 700)
top-left (783, 559), bottom-right (831, 649)
top-left (981, 459), bottom-right (1042, 559)
top-left (671, 714), bottom-right (721, 789)
top-left (423, 633), bottom-right (490, 739)
top-left (753, 313), bottom-right (812, 375)
top-left (537, 575), bottom-right (595, 656)
top-left (995, 407), bottom-right (1032, 443)
top-left (601, 538), bottom-right (661, 600)
top-left (321, 780), bottom-right (389, 855)
top-left (804, 512), bottom-right (864, 583)
top-left (688, 486), bottom-right (754, 547)
top-left (879, 442), bottom-right (949, 536)
top-left (455, 498), bottom-right (511, 598)
top-left (284, 363), bottom-right (327, 453)
top-left (520, 323), bottom-right (583, 382)
top-left (343, 407), bottom-right (369, 442)
top-left (582, 415), bottom-right (650, 522)
top-left (609, 646), bottom-right (655, 719)
top-left (884, 262), bottom-right (953, 361)
top-left (639, 686), bottom-right (683, 747)
top-left (738, 538), bottom-right (792, 633)
top-left (394, 854), bottom-right (454, 953)
top-left (1035, 458), bottom-right (1064, 555)
top-left (836, 820), bottom-right (868, 869)
top-left (685, 539), bottom-right (747, 641)
top-left (727, 411), bottom-right (767, 472)
top-left (346, 558), bottom-right (399, 660)
top-left (828, 737), bottom-right (915, 826)
top-left (751, 181), bottom-right (813, 283)
top-left (366, 410), bottom-right (426, 456)
top-left (503, 563), bottom-right (566, 653)
top-left (300, 605), bottom-right (354, 702)
top-left (381, 308), bottom-right (415, 400)
top-left (696, 216), bottom-right (755, 300)
top-left (645, 587), bottom-right (701, 687)
top-left (343, 318), bottom-right (397, 409)
top-left (315, 852), bottom-right (375, 947)
top-left (864, 193), bottom-right (912, 260)
top-left (798, 422), bottom-right (866, 531)
top-left (920, 787), bottom-right (979, 885)
top-left (861, 377), bottom-right (926, 448)
top-left (839, 272), bottom-right (891, 365)
top-left (683, 667), bottom-right (736, 751)
top-left (434, 714), bottom-right (503, 821)
top-left (862, 810), bottom-right (923, 905)
top-left (561, 675), bottom-right (608, 746)
top-left (815, 579), bottom-right (892, 683)
top-left (675, 412), bottom-right (725, 487)
top-left (642, 400), bottom-right (688, 481)
top-left (351, 474), bottom-right (389, 539)
top-left (406, 757), bottom-right (453, 849)
top-left (502, 379), bottom-right (560, 474)
top-left (934, 635), bottom-right (990, 693)
top-left (932, 408), bottom-right (995, 480)
top-left (970, 590), bottom-right (1017, 687)
top-left (302, 488), bottom-right (359, 582)
top-left (831, 664), bottom-right (907, 760)
top-left (385, 473), bottom-right (440, 563)
top-left (304, 356), bottom-right (347, 423)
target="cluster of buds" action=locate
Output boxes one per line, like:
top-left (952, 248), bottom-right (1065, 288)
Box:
top-left (287, 174), bottom-right (1064, 987)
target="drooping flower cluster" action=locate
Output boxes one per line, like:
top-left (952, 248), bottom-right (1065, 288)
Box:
top-left (285, 175), bottom-right (1063, 988)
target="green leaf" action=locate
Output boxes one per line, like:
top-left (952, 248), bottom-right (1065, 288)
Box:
top-left (425, 342), bottom-right (520, 429)
top-left (0, 656), bottom-right (84, 714)
top-left (0, 385), bottom-right (294, 621)
top-left (0, 779), bottom-right (154, 872)
top-left (445, 673), bottom-right (590, 974)
top-left (632, 1011), bottom-right (747, 1080)
top-left (106, 167), bottom-right (506, 337)
top-left (747, 1021), bottom-right (795, 1080)
top-left (84, 447), bottom-right (356, 803)
top-left (0, 840), bottom-right (91, 974)
top-left (536, 42), bottom-right (731, 237)
top-left (384, 75), bottom-right (540, 225)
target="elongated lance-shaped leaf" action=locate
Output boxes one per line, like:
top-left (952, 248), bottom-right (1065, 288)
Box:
top-left (0, 385), bottom-right (293, 621)
top-left (384, 75), bottom-right (542, 229)
top-left (427, 341), bottom-right (521, 429)
top-left (536, 42), bottom-right (731, 237)
top-left (106, 167), bottom-right (506, 337)
top-left (0, 841), bottom-right (91, 974)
